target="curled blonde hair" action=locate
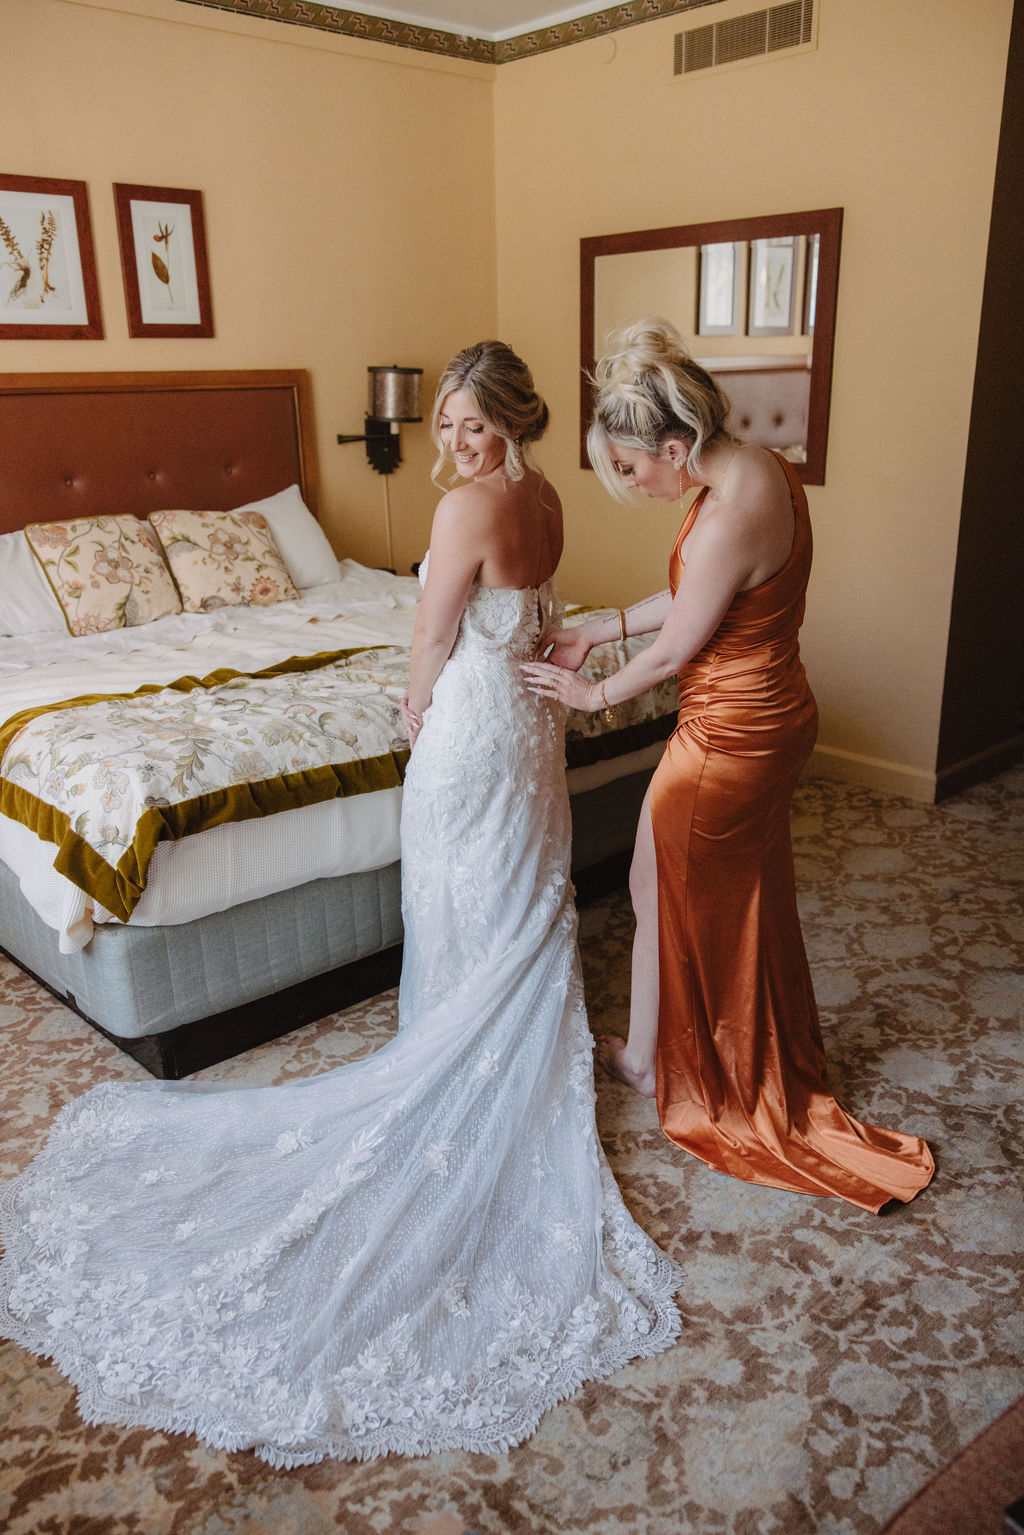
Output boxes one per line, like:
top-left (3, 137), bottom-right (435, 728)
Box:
top-left (587, 318), bottom-right (732, 503)
top-left (430, 340), bottom-right (549, 486)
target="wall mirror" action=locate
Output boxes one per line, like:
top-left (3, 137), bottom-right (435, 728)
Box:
top-left (580, 207), bottom-right (842, 483)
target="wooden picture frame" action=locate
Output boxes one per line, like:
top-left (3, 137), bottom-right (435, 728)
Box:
top-left (802, 232), bottom-right (820, 335)
top-left (580, 208), bottom-right (843, 484)
top-left (748, 236), bottom-right (798, 337)
top-left (697, 241), bottom-right (744, 336)
top-left (113, 183), bottom-right (213, 338)
top-left (0, 173), bottom-right (103, 340)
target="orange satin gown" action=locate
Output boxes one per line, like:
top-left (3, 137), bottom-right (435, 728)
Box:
top-left (651, 454), bottom-right (934, 1212)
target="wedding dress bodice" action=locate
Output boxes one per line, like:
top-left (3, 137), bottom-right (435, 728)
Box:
top-left (400, 567), bottom-right (565, 1019)
top-left (0, 559), bottom-right (683, 1467)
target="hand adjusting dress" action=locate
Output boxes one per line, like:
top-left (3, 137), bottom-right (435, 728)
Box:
top-left (651, 454), bottom-right (934, 1213)
top-left (0, 571), bottom-right (682, 1467)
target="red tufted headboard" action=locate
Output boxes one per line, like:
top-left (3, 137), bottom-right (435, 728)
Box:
top-left (0, 369), bottom-right (319, 534)
top-left (710, 361), bottom-right (811, 462)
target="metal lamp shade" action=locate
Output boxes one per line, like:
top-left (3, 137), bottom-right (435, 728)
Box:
top-left (368, 366), bottom-right (423, 423)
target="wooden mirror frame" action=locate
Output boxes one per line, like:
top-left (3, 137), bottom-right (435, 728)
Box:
top-left (580, 207), bottom-right (843, 484)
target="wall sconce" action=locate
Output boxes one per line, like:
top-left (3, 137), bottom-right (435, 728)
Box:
top-left (338, 365), bottom-right (423, 569)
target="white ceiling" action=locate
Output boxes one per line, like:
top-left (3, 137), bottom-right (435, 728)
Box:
top-left (319, 0), bottom-right (608, 43)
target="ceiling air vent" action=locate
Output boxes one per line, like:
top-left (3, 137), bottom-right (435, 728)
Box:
top-left (675, 0), bottom-right (814, 75)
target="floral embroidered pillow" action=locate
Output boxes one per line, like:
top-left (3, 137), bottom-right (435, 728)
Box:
top-left (148, 508), bottom-right (300, 613)
top-left (24, 515), bottom-right (182, 636)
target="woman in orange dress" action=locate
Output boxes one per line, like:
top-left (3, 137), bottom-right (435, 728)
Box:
top-left (524, 319), bottom-right (933, 1212)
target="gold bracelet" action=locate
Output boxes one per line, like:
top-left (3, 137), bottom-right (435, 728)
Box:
top-left (616, 607), bottom-right (626, 642)
top-left (599, 678), bottom-right (620, 725)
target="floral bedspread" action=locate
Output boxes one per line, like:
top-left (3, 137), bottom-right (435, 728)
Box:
top-left (0, 648), bottom-right (411, 923)
top-left (0, 610), bottom-right (677, 924)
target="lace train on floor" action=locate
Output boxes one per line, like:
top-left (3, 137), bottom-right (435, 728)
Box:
top-left (0, 574), bottom-right (683, 1465)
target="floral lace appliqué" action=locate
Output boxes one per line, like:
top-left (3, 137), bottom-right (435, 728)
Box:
top-left (0, 572), bottom-right (683, 1469)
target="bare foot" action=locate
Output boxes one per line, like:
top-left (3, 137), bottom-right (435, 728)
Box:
top-left (596, 1035), bottom-right (656, 1098)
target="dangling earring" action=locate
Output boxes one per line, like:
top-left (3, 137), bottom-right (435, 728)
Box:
top-left (678, 465), bottom-right (685, 511)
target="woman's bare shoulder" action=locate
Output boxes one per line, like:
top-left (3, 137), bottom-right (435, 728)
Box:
top-left (432, 479), bottom-right (502, 530)
top-left (721, 447), bottom-right (795, 580)
top-left (684, 447), bottom-right (790, 573)
top-left (718, 446), bottom-right (792, 524)
top-left (439, 470), bottom-right (559, 524)
top-left (536, 470), bottom-right (564, 517)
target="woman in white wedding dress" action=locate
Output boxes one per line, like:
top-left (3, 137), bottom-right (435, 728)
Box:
top-left (0, 341), bottom-right (682, 1468)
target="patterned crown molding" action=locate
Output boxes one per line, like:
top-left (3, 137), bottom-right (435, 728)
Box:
top-left (493, 0), bottom-right (721, 63)
top-left (178, 0), bottom-right (724, 64)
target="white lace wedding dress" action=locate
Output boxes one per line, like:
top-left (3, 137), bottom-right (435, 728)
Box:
top-left (0, 573), bottom-right (683, 1467)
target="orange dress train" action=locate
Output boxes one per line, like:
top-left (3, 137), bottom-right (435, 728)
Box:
top-left (651, 454), bottom-right (934, 1212)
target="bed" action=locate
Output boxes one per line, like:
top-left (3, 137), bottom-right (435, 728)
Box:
top-left (0, 369), bottom-right (675, 1078)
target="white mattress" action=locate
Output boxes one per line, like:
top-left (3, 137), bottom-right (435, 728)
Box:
top-left (0, 746), bottom-right (662, 954)
top-left (0, 789), bottom-right (404, 953)
top-left (0, 563), bottom-right (665, 952)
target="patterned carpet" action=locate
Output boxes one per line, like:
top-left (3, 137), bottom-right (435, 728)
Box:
top-left (1, 765), bottom-right (1022, 1535)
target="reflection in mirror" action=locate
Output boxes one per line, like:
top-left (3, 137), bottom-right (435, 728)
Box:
top-left (580, 209), bottom-right (842, 484)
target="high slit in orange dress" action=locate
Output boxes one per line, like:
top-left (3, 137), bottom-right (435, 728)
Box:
top-left (650, 454), bottom-right (934, 1212)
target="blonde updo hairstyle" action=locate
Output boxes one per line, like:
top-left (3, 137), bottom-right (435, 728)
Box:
top-left (587, 318), bottom-right (732, 504)
top-left (431, 340), bottom-right (550, 487)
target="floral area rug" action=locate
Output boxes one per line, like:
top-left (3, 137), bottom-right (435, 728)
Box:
top-left (1, 765), bottom-right (1021, 1535)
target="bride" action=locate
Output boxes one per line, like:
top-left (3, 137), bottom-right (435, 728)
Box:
top-left (0, 340), bottom-right (682, 1467)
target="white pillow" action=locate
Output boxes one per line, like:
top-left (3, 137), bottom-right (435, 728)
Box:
top-left (234, 485), bottom-right (341, 590)
top-left (0, 529), bottom-right (68, 635)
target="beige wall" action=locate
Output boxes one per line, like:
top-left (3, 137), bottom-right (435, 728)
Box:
top-left (2, 0), bottom-right (498, 573)
top-left (494, 0), bottom-right (1014, 795)
top-left (594, 245), bottom-right (698, 351)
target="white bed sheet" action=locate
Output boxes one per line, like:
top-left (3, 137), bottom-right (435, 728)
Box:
top-left (0, 560), bottom-right (423, 712)
top-left (0, 562), bottom-right (665, 953)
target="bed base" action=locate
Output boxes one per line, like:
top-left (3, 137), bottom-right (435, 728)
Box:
top-left (2, 939), bottom-right (406, 1080)
top-left (1, 852), bottom-right (632, 1080)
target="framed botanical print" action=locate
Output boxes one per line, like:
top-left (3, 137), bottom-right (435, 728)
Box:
top-left (0, 173), bottom-right (103, 339)
top-left (748, 236), bottom-right (798, 337)
top-left (802, 232), bottom-right (820, 335)
top-left (113, 182), bottom-right (213, 338)
top-left (697, 241), bottom-right (745, 336)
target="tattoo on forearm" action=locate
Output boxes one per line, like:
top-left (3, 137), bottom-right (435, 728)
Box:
top-left (624, 591), bottom-right (670, 624)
